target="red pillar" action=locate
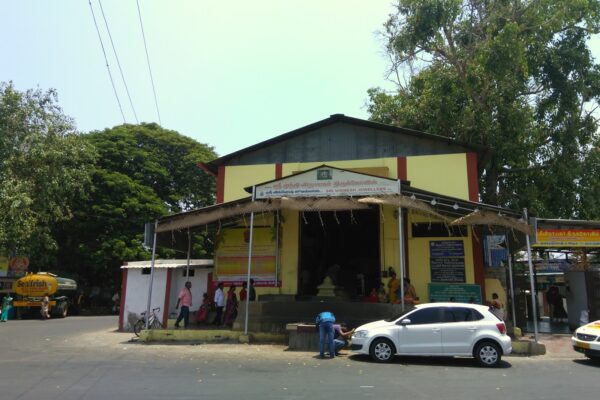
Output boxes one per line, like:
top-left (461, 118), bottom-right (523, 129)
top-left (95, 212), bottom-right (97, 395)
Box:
top-left (397, 156), bottom-right (407, 180)
top-left (118, 269), bottom-right (128, 331)
top-left (216, 166), bottom-right (226, 204)
top-left (466, 152), bottom-right (485, 299)
top-left (162, 269), bottom-right (173, 327)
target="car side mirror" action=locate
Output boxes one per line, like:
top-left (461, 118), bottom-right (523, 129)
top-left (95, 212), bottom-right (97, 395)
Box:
top-left (399, 318), bottom-right (411, 326)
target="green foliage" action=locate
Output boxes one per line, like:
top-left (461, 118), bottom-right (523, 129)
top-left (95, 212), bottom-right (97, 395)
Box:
top-left (368, 0), bottom-right (600, 218)
top-left (1, 83), bottom-right (217, 288)
top-left (87, 123), bottom-right (216, 212)
top-left (0, 82), bottom-right (95, 265)
top-left (56, 123), bottom-right (217, 286)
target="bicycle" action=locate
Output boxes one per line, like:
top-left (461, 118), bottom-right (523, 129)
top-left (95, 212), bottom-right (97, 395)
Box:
top-left (133, 307), bottom-right (164, 336)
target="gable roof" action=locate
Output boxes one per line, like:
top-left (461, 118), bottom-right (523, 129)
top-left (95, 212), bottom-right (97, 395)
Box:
top-left (203, 114), bottom-right (490, 174)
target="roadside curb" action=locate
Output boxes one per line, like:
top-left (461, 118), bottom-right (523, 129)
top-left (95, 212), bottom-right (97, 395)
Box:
top-left (510, 339), bottom-right (546, 356)
top-left (139, 329), bottom-right (288, 344)
top-left (138, 329), bottom-right (549, 356)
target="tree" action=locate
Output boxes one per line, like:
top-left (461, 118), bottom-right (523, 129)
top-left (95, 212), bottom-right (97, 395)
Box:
top-left (368, 0), bottom-right (600, 218)
top-left (0, 82), bottom-right (95, 266)
top-left (56, 124), bottom-right (217, 287)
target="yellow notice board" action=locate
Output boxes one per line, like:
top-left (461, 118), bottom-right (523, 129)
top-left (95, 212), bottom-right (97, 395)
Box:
top-left (535, 229), bottom-right (600, 248)
top-left (215, 227), bottom-right (277, 285)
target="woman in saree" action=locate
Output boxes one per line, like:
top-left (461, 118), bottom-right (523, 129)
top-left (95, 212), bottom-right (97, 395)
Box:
top-left (387, 272), bottom-right (400, 303)
top-left (196, 293), bottom-right (211, 323)
top-left (223, 285), bottom-right (238, 326)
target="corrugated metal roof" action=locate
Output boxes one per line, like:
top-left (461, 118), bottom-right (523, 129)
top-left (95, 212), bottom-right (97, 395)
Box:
top-left (121, 259), bottom-right (213, 269)
top-left (203, 114), bottom-right (489, 173)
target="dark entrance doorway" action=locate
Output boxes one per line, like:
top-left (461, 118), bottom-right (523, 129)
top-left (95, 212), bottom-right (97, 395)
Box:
top-left (298, 207), bottom-right (380, 298)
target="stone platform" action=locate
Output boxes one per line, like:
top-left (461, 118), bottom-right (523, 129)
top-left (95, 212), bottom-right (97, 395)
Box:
top-left (232, 298), bottom-right (412, 333)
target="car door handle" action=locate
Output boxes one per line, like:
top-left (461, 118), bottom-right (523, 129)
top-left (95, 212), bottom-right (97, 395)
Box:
top-left (467, 327), bottom-right (478, 331)
top-left (431, 328), bottom-right (441, 333)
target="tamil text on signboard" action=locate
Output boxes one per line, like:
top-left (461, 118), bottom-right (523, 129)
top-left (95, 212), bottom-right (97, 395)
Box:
top-left (535, 229), bottom-right (600, 248)
top-left (430, 240), bottom-right (466, 283)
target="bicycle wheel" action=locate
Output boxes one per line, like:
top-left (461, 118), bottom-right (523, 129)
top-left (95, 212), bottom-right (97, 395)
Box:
top-left (133, 320), bottom-right (145, 337)
top-left (151, 318), bottom-right (163, 330)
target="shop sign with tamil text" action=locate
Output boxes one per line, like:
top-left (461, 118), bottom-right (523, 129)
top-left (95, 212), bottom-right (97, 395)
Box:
top-left (255, 167), bottom-right (398, 199)
top-left (534, 229), bottom-right (600, 248)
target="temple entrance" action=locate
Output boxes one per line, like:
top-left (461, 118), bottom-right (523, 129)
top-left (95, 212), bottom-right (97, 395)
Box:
top-left (298, 207), bottom-right (380, 298)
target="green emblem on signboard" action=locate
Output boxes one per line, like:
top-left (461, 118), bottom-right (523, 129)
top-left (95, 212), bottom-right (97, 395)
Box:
top-left (317, 169), bottom-right (332, 180)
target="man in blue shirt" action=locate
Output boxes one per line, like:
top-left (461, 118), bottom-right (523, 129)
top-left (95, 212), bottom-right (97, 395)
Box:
top-left (316, 311), bottom-right (336, 359)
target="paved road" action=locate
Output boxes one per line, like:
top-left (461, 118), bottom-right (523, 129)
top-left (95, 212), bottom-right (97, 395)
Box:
top-left (0, 316), bottom-right (599, 400)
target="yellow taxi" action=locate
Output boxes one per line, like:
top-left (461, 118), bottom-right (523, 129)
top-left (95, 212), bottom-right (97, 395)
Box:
top-left (572, 320), bottom-right (600, 361)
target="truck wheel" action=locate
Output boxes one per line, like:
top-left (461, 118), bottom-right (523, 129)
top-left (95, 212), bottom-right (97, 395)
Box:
top-left (52, 303), bottom-right (68, 318)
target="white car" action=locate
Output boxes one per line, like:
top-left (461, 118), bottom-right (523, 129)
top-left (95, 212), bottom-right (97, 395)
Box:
top-left (351, 302), bottom-right (512, 367)
top-left (572, 320), bottom-right (600, 361)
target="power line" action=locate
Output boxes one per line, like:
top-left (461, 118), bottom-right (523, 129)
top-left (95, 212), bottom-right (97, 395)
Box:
top-left (136, 0), bottom-right (162, 126)
top-left (98, 0), bottom-right (139, 124)
top-left (88, 0), bottom-right (126, 123)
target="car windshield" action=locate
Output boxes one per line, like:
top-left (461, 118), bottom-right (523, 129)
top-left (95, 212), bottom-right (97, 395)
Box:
top-left (384, 310), bottom-right (412, 322)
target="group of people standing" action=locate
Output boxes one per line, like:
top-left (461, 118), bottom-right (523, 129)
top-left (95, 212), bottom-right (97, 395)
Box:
top-left (211, 279), bottom-right (256, 326)
top-left (365, 272), bottom-right (419, 305)
top-left (0, 292), bottom-right (50, 321)
top-left (174, 279), bottom-right (256, 329)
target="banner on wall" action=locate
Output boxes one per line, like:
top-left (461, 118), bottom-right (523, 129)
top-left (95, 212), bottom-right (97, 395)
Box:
top-left (7, 255), bottom-right (29, 277)
top-left (483, 235), bottom-right (508, 267)
top-left (214, 227), bottom-right (278, 286)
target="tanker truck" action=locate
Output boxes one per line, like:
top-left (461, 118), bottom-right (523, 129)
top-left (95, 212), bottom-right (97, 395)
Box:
top-left (13, 272), bottom-right (77, 318)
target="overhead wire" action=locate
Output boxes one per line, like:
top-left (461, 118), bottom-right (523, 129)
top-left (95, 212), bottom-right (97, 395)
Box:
top-left (136, 0), bottom-right (162, 126)
top-left (97, 0), bottom-right (139, 123)
top-left (88, 0), bottom-right (127, 123)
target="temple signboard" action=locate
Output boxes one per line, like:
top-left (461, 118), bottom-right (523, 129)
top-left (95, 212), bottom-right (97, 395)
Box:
top-left (255, 166), bottom-right (398, 199)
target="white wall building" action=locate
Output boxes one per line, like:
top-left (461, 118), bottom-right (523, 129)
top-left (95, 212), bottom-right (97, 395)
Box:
top-left (119, 259), bottom-right (213, 332)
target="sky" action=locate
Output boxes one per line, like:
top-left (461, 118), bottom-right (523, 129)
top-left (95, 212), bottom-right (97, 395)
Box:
top-left (1, 1), bottom-right (599, 157)
top-left (1, 0), bottom-right (398, 157)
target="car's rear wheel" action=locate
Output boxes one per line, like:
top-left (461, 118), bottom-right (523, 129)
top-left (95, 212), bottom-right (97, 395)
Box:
top-left (369, 338), bottom-right (395, 363)
top-left (474, 341), bottom-right (502, 367)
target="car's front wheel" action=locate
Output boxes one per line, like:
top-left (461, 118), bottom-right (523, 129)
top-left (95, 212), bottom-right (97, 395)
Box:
top-left (369, 338), bottom-right (395, 363)
top-left (474, 341), bottom-right (502, 367)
